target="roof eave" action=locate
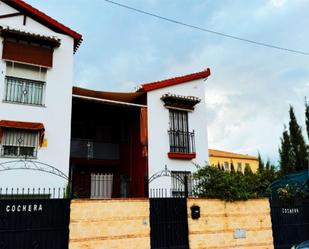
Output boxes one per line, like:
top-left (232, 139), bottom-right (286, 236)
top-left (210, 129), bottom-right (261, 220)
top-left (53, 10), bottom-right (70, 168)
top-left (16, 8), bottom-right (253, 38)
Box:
top-left (2, 0), bottom-right (82, 52)
top-left (138, 68), bottom-right (211, 92)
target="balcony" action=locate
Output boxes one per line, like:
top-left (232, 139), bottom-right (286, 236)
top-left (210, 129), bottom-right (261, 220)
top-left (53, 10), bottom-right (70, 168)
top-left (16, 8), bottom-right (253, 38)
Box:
top-left (70, 139), bottom-right (120, 160)
top-left (168, 130), bottom-right (196, 160)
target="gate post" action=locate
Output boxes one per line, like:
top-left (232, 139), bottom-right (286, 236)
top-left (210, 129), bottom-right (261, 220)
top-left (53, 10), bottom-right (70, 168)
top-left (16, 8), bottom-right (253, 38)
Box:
top-left (184, 175), bottom-right (188, 198)
top-left (144, 176), bottom-right (149, 198)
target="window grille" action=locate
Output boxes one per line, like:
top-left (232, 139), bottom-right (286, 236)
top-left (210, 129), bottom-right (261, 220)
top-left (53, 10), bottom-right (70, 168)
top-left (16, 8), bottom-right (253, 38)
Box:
top-left (4, 76), bottom-right (45, 105)
top-left (90, 173), bottom-right (113, 199)
top-left (1, 128), bottom-right (39, 158)
top-left (171, 171), bottom-right (192, 197)
top-left (168, 109), bottom-right (195, 153)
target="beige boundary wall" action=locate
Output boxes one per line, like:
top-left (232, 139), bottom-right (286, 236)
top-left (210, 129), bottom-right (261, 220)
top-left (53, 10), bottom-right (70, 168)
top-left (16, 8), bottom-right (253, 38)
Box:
top-left (187, 198), bottom-right (274, 249)
top-left (69, 198), bottom-right (274, 249)
top-left (69, 199), bottom-right (150, 249)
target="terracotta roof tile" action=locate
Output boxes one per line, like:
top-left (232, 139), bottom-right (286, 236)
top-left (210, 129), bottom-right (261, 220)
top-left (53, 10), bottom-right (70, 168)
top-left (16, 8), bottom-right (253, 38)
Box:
top-left (208, 149), bottom-right (258, 160)
top-left (137, 68), bottom-right (211, 92)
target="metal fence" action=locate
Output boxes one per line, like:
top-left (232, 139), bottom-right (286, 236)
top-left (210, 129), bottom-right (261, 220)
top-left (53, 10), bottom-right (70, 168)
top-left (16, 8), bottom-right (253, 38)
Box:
top-left (0, 187), bottom-right (69, 199)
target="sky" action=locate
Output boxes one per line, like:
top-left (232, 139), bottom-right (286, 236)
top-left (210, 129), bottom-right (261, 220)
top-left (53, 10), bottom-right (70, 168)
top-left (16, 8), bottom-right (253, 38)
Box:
top-left (27, 0), bottom-right (309, 164)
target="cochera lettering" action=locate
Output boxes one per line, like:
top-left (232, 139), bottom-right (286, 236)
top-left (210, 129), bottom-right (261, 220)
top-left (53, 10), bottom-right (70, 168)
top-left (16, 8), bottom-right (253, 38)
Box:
top-left (282, 208), bottom-right (299, 214)
top-left (5, 204), bottom-right (43, 213)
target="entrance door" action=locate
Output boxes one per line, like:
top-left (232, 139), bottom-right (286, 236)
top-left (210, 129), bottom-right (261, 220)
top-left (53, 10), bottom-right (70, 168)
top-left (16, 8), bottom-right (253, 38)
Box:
top-left (150, 198), bottom-right (189, 249)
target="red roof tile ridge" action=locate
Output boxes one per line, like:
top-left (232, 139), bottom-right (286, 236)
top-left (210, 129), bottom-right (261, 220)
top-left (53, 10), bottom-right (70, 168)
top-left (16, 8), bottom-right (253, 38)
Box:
top-left (137, 68), bottom-right (211, 92)
top-left (3, 0), bottom-right (82, 51)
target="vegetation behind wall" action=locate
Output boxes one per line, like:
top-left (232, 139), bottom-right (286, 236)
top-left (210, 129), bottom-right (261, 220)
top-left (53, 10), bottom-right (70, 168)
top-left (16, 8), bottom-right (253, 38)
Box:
top-left (193, 165), bottom-right (277, 201)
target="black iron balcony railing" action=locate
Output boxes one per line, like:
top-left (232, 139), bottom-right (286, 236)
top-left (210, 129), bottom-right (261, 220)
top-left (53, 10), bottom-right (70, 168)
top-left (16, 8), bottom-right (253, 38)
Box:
top-left (70, 139), bottom-right (120, 160)
top-left (168, 130), bottom-right (195, 154)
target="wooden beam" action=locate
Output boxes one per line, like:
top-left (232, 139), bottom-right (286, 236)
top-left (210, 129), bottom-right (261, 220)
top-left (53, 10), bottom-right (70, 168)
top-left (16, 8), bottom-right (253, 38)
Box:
top-left (23, 14), bottom-right (27, 25)
top-left (0, 12), bottom-right (22, 19)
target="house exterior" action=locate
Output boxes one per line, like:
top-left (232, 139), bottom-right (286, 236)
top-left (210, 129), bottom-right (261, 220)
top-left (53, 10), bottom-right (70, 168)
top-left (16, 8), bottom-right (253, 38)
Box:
top-left (140, 71), bottom-right (210, 195)
top-left (0, 0), bottom-right (82, 178)
top-left (70, 70), bottom-right (211, 198)
top-left (208, 149), bottom-right (258, 173)
top-left (0, 0), bottom-right (210, 197)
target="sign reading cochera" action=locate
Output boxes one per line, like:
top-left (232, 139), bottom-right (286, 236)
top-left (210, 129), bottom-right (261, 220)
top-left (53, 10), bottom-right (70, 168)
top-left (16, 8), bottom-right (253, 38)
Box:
top-left (0, 199), bottom-right (71, 249)
top-left (282, 208), bottom-right (300, 214)
top-left (5, 203), bottom-right (43, 213)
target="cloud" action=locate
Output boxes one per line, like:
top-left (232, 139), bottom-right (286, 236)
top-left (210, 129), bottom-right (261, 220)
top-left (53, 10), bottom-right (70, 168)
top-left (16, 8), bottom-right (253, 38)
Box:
top-left (29, 0), bottom-right (309, 165)
top-left (270, 0), bottom-right (287, 7)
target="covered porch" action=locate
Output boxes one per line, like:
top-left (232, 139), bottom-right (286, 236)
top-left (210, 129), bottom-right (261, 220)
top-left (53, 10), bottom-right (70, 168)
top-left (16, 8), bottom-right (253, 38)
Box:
top-left (70, 87), bottom-right (148, 198)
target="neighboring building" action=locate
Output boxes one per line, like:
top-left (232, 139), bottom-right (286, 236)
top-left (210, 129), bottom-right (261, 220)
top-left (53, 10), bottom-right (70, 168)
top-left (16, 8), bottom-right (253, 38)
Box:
top-left (208, 149), bottom-right (259, 173)
top-left (0, 0), bottom-right (82, 177)
top-left (70, 70), bottom-right (211, 198)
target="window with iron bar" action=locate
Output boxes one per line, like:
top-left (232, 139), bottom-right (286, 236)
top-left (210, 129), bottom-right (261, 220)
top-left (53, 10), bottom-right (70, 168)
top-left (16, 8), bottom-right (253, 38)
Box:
top-left (0, 128), bottom-right (39, 158)
top-left (4, 76), bottom-right (45, 105)
top-left (168, 109), bottom-right (195, 153)
top-left (171, 171), bottom-right (192, 197)
top-left (3, 62), bottom-right (46, 106)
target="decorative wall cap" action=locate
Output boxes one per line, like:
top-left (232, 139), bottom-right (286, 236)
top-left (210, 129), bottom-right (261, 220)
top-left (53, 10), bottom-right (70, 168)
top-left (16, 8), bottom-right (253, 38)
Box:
top-left (161, 93), bottom-right (201, 110)
top-left (2, 0), bottom-right (82, 52)
top-left (0, 26), bottom-right (61, 47)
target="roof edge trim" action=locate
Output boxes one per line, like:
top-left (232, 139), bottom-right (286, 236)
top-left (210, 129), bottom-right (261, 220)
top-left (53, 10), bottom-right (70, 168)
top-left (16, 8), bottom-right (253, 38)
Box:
top-left (138, 68), bottom-right (211, 92)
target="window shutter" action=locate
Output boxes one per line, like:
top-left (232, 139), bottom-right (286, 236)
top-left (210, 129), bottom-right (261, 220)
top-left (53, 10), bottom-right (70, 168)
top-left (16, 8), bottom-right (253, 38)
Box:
top-left (2, 40), bottom-right (53, 67)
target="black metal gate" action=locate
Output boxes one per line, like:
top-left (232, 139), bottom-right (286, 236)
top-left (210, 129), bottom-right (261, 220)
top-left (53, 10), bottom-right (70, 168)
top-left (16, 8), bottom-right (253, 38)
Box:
top-left (0, 191), bottom-right (70, 249)
top-left (150, 198), bottom-right (189, 249)
top-left (270, 199), bottom-right (309, 249)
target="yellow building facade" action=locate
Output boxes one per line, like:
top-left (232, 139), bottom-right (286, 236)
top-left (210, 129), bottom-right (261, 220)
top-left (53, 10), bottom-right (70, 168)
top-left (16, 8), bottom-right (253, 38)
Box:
top-left (208, 149), bottom-right (259, 173)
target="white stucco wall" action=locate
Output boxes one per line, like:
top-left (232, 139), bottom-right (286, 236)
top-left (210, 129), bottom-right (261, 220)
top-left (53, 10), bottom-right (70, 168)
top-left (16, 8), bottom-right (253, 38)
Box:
top-left (147, 78), bottom-right (209, 191)
top-left (0, 2), bottom-right (74, 187)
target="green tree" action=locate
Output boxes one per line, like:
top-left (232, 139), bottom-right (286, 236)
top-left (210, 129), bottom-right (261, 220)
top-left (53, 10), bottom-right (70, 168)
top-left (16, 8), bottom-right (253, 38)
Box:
top-left (265, 160), bottom-right (270, 171)
top-left (230, 161), bottom-right (235, 173)
top-left (288, 106), bottom-right (307, 171)
top-left (258, 153), bottom-right (265, 173)
top-left (279, 126), bottom-right (294, 174)
top-left (244, 164), bottom-right (253, 175)
top-left (193, 165), bottom-right (278, 201)
top-left (305, 98), bottom-right (309, 141)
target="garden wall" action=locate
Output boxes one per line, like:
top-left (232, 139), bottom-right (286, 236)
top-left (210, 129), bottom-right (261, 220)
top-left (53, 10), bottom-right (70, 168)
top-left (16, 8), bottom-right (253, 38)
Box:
top-left (69, 199), bottom-right (150, 249)
top-left (187, 198), bottom-right (274, 249)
